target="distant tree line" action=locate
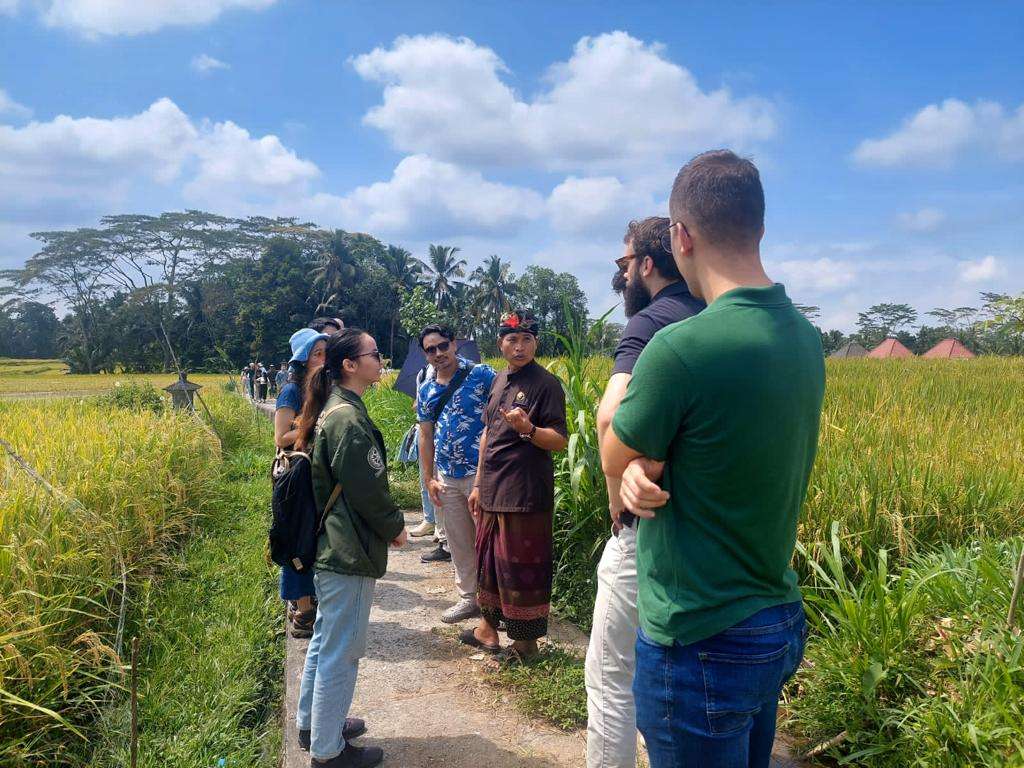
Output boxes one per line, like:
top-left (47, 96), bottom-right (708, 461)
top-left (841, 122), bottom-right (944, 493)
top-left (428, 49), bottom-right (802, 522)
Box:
top-left (797, 297), bottom-right (1024, 356)
top-left (0, 211), bottom-right (592, 372)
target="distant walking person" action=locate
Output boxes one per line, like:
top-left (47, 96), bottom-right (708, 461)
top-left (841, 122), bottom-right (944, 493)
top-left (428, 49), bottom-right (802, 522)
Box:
top-left (603, 151), bottom-right (825, 768)
top-left (256, 365), bottom-right (269, 402)
top-left (463, 310), bottom-right (568, 660)
top-left (416, 324), bottom-right (496, 622)
top-left (586, 217), bottom-right (704, 768)
top-left (295, 329), bottom-right (407, 768)
top-left (275, 361), bottom-right (289, 396)
top-left (274, 328), bottom-right (330, 638)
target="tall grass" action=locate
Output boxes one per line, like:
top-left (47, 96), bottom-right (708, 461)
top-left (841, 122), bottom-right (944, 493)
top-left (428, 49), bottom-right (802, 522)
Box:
top-left (0, 390), bottom-right (266, 765)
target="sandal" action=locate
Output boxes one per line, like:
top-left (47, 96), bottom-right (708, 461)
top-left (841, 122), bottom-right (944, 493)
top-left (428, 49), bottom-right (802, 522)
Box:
top-left (458, 628), bottom-right (501, 653)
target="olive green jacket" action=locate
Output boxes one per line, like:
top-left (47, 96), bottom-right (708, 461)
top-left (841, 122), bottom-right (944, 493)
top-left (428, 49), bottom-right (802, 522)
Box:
top-left (310, 386), bottom-right (404, 578)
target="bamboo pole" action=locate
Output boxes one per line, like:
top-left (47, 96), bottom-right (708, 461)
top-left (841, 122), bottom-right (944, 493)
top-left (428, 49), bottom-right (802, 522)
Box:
top-left (130, 636), bottom-right (139, 768)
top-left (1007, 547), bottom-right (1024, 631)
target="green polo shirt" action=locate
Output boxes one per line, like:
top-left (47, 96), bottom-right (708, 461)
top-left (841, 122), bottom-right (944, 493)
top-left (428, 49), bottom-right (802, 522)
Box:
top-left (612, 283), bottom-right (824, 646)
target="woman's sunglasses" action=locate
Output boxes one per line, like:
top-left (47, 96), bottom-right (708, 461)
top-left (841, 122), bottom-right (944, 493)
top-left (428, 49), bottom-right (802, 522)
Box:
top-left (354, 350), bottom-right (382, 361)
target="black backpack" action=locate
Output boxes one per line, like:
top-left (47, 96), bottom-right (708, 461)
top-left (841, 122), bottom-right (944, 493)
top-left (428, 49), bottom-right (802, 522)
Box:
top-left (269, 404), bottom-right (347, 571)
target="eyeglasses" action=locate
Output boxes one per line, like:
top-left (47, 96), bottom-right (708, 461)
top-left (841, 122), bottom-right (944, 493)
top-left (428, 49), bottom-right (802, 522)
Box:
top-left (423, 340), bottom-right (452, 356)
top-left (354, 350), bottom-right (382, 361)
top-left (660, 221), bottom-right (688, 255)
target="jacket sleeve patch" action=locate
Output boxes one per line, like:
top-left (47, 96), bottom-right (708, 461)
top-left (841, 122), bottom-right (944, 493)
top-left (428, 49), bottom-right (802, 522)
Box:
top-left (367, 445), bottom-right (385, 475)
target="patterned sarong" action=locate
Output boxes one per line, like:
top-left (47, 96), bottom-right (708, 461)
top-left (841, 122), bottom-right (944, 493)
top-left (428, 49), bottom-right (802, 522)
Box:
top-left (475, 508), bottom-right (553, 641)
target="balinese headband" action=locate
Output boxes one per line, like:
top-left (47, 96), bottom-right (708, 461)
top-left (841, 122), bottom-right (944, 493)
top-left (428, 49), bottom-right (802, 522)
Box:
top-left (498, 311), bottom-right (539, 338)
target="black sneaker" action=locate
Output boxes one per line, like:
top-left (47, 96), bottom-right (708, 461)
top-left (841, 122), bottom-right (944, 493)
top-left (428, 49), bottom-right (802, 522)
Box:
top-left (311, 744), bottom-right (383, 768)
top-left (298, 719), bottom-right (367, 750)
top-left (420, 544), bottom-right (451, 563)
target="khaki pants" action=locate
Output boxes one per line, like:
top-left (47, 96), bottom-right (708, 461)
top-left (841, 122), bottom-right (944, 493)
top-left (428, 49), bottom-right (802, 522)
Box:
top-left (436, 473), bottom-right (477, 601)
top-left (585, 524), bottom-right (639, 768)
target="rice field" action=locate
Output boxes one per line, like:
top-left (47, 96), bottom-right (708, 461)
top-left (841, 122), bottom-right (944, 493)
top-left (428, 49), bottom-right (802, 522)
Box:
top-left (0, 358), bottom-right (228, 396)
top-left (0, 386), bottom-right (275, 766)
top-left (3, 355), bottom-right (1023, 766)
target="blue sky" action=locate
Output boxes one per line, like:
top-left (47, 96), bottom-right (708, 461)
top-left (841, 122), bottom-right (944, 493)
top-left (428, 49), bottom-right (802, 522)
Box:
top-left (1, 0), bottom-right (1021, 330)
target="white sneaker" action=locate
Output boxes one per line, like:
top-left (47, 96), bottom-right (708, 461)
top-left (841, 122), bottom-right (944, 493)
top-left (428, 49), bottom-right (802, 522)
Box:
top-left (409, 520), bottom-right (435, 537)
top-left (441, 598), bottom-right (480, 623)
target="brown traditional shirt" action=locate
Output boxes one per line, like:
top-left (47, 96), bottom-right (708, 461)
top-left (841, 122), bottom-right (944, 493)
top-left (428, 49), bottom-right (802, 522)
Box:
top-left (479, 360), bottom-right (568, 514)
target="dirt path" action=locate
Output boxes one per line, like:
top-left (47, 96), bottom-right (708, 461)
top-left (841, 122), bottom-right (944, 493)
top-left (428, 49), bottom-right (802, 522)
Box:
top-left (282, 509), bottom-right (588, 768)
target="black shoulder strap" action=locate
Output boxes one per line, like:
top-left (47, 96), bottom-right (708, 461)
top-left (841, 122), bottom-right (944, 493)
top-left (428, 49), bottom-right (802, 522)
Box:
top-left (431, 363), bottom-right (475, 422)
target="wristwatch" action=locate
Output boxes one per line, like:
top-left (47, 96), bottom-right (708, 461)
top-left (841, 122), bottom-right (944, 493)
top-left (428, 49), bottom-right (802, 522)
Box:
top-left (520, 424), bottom-right (537, 441)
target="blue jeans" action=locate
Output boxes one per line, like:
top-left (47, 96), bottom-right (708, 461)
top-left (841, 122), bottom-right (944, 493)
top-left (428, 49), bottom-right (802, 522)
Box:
top-left (420, 464), bottom-right (436, 524)
top-left (634, 601), bottom-right (807, 768)
top-left (279, 564), bottom-right (315, 601)
top-left (296, 570), bottom-right (376, 760)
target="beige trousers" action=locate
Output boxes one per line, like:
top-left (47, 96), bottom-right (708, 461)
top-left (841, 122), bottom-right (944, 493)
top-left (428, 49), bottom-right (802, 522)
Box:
top-left (436, 473), bottom-right (478, 601)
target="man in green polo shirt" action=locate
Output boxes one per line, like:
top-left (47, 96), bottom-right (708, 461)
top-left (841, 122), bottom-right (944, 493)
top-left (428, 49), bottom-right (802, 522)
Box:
top-left (602, 150), bottom-right (824, 768)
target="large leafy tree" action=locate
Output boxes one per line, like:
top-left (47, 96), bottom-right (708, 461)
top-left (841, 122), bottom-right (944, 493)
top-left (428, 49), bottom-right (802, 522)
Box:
top-left (5, 228), bottom-right (117, 372)
top-left (423, 244), bottom-right (466, 309)
top-left (515, 265), bottom-right (589, 356)
top-left (855, 303), bottom-right (918, 349)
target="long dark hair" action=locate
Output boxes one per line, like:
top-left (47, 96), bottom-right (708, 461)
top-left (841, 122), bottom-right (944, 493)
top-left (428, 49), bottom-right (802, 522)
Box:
top-left (295, 328), bottom-right (367, 447)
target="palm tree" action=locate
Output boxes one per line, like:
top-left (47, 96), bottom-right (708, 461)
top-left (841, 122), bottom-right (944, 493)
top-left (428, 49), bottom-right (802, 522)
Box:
top-left (470, 254), bottom-right (516, 335)
top-left (381, 245), bottom-right (426, 357)
top-left (310, 230), bottom-right (360, 313)
top-left (382, 245), bottom-right (425, 292)
top-left (423, 244), bottom-right (466, 310)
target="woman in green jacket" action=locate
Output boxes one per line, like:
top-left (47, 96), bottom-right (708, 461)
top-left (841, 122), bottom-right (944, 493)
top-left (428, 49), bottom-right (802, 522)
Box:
top-left (293, 328), bottom-right (407, 768)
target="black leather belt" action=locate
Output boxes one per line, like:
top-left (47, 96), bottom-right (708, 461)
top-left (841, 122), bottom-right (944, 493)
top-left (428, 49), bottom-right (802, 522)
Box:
top-left (620, 510), bottom-right (637, 529)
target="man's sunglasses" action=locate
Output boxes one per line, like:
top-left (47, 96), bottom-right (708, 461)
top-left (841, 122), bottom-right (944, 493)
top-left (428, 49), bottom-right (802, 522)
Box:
top-left (423, 340), bottom-right (452, 356)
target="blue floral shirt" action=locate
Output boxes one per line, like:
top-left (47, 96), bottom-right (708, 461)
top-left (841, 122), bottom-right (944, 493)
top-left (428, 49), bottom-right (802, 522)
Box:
top-left (416, 357), bottom-right (496, 479)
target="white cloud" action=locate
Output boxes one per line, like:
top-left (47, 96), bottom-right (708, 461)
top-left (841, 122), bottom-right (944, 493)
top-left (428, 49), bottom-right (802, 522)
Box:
top-left (958, 255), bottom-right (1005, 283)
top-left (39, 0), bottom-right (276, 37)
top-left (853, 98), bottom-right (1024, 169)
top-left (547, 176), bottom-right (659, 236)
top-left (306, 155), bottom-right (544, 239)
top-left (191, 53), bottom-right (230, 75)
top-left (184, 120), bottom-right (319, 206)
top-left (896, 207), bottom-right (946, 232)
top-left (0, 89), bottom-right (32, 120)
top-left (351, 32), bottom-right (776, 173)
top-left (771, 257), bottom-right (858, 292)
top-left (0, 97), bottom-right (319, 213)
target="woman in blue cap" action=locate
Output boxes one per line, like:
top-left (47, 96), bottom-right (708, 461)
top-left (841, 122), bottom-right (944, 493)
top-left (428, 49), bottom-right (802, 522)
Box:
top-left (274, 327), bottom-right (330, 637)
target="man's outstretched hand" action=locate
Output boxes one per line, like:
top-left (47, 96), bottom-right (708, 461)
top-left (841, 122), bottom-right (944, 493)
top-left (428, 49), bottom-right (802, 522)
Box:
top-left (619, 457), bottom-right (668, 518)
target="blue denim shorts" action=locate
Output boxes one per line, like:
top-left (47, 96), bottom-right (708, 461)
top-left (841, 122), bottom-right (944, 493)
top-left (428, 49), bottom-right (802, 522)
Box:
top-left (280, 564), bottom-right (316, 601)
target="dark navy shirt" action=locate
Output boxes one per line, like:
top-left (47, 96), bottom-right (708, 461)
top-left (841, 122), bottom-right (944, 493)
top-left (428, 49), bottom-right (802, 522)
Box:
top-left (612, 281), bottom-right (705, 375)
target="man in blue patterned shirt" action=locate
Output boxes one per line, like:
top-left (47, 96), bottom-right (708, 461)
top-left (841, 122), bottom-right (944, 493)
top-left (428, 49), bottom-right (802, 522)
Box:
top-left (417, 324), bottom-right (496, 623)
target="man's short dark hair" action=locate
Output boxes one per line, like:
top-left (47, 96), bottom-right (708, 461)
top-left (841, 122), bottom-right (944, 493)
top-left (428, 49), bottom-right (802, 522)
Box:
top-left (669, 150), bottom-right (765, 249)
top-left (624, 216), bottom-right (682, 281)
top-left (309, 316), bottom-right (342, 333)
top-left (419, 323), bottom-right (454, 349)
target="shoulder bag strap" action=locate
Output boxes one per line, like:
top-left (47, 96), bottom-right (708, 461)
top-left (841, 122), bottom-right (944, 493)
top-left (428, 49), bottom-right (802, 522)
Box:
top-left (314, 401), bottom-right (353, 534)
top-left (430, 363), bottom-right (476, 422)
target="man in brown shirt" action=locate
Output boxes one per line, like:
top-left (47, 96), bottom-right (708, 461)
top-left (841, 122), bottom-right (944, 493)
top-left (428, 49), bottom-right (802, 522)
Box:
top-left (462, 309), bottom-right (568, 660)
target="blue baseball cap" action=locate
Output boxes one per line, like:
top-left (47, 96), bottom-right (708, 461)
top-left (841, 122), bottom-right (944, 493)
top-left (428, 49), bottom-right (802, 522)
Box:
top-left (289, 328), bottom-right (330, 363)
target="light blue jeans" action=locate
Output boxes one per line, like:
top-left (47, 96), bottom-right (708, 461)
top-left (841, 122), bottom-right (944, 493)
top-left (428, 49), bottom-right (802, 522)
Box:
top-left (296, 570), bottom-right (376, 760)
top-left (420, 465), bottom-right (436, 524)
